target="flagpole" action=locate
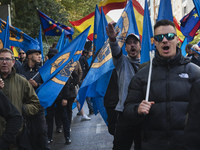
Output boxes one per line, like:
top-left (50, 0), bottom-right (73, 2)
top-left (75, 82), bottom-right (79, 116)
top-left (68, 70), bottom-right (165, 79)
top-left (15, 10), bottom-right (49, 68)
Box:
top-left (31, 72), bottom-right (39, 80)
top-left (44, 35), bottom-right (49, 46)
top-left (150, 0), bottom-right (154, 31)
top-left (145, 50), bottom-right (155, 102)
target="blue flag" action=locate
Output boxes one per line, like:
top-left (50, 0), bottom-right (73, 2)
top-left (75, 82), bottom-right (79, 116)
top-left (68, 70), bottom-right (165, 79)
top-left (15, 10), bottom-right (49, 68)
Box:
top-left (93, 5), bottom-right (101, 54)
top-left (87, 56), bottom-right (93, 67)
top-left (115, 0), bottom-right (139, 54)
top-left (55, 30), bottom-right (65, 52)
top-left (193, 0), bottom-right (200, 19)
top-left (2, 16), bottom-right (10, 49)
top-left (38, 25), bottom-right (44, 59)
top-left (92, 97), bottom-right (108, 125)
top-left (0, 18), bottom-right (39, 51)
top-left (38, 10), bottom-right (74, 39)
top-left (36, 26), bottom-right (90, 108)
top-left (180, 8), bottom-right (200, 42)
top-left (64, 38), bottom-right (69, 48)
top-left (157, 0), bottom-right (173, 21)
top-left (95, 7), bottom-right (108, 54)
top-left (140, 0), bottom-right (154, 64)
top-left (77, 0), bottom-right (139, 124)
top-left (181, 38), bottom-right (188, 57)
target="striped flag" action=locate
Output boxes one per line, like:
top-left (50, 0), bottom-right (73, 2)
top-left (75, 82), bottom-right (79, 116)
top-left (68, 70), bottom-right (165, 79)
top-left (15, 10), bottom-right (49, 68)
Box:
top-left (69, 0), bottom-right (145, 41)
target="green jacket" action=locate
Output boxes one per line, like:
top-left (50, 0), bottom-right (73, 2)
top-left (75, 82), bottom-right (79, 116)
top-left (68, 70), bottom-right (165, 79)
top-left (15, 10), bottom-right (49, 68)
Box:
top-left (0, 68), bottom-right (40, 116)
top-left (0, 67), bottom-right (41, 147)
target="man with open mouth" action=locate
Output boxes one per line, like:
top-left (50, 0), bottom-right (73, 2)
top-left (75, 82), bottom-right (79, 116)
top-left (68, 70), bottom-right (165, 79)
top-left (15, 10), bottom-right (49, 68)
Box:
top-left (123, 19), bottom-right (200, 150)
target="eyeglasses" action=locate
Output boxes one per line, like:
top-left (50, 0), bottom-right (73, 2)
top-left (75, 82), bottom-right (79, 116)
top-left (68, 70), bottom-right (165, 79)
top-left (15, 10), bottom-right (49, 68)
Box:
top-left (154, 33), bottom-right (176, 42)
top-left (0, 58), bottom-right (13, 63)
top-left (19, 52), bottom-right (25, 55)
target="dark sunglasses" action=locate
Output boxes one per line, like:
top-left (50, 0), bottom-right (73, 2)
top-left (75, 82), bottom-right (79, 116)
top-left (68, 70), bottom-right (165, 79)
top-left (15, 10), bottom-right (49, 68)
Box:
top-left (154, 33), bottom-right (176, 42)
top-left (19, 52), bottom-right (25, 54)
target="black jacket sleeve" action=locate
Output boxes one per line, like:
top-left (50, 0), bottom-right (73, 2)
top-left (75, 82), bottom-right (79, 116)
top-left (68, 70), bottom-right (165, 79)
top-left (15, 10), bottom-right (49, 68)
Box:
top-left (61, 70), bottom-right (79, 100)
top-left (0, 91), bottom-right (23, 149)
top-left (180, 79), bottom-right (200, 150)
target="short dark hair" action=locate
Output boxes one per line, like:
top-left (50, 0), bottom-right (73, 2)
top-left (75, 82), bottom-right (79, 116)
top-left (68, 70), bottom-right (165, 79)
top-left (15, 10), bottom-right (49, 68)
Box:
top-left (0, 48), bottom-right (14, 59)
top-left (47, 48), bottom-right (58, 59)
top-left (154, 19), bottom-right (176, 32)
top-left (186, 44), bottom-right (193, 49)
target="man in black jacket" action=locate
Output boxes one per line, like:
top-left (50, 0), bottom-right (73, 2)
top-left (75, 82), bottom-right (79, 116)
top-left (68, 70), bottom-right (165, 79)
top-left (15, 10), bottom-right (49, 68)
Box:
top-left (0, 90), bottom-right (22, 150)
top-left (16, 49), bottom-right (43, 90)
top-left (16, 49), bottom-right (50, 150)
top-left (79, 50), bottom-right (94, 115)
top-left (123, 19), bottom-right (200, 150)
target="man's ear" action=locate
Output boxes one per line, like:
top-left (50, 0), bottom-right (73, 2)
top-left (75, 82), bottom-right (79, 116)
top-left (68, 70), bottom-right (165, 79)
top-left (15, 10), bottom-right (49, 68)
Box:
top-left (12, 59), bottom-right (15, 67)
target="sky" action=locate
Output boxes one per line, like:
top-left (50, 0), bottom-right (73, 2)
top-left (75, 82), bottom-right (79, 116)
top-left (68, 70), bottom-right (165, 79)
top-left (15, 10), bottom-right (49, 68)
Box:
top-left (107, 9), bottom-right (124, 22)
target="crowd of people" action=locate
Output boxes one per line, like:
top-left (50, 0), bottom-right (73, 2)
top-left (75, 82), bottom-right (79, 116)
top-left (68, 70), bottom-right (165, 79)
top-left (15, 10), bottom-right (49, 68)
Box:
top-left (0, 19), bottom-right (200, 150)
top-left (0, 40), bottom-right (94, 149)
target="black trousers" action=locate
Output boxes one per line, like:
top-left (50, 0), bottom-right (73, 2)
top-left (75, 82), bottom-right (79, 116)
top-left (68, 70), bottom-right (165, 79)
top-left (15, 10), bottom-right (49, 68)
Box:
top-left (105, 107), bottom-right (118, 136)
top-left (46, 98), bottom-right (74, 140)
top-left (113, 112), bottom-right (141, 150)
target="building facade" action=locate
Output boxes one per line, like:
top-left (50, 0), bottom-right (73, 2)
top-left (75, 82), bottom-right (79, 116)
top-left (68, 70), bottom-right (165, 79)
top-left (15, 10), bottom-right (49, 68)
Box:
top-left (136, 0), bottom-right (194, 24)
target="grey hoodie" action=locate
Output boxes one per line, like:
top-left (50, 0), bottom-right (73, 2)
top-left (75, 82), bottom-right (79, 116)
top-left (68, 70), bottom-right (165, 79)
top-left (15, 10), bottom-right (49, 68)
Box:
top-left (109, 40), bottom-right (140, 112)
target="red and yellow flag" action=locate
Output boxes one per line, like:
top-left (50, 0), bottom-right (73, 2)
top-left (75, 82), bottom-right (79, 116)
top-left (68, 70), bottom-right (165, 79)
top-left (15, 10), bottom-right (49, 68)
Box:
top-left (11, 46), bottom-right (19, 58)
top-left (132, 0), bottom-right (144, 39)
top-left (69, 0), bottom-right (127, 41)
top-left (69, 0), bottom-right (144, 41)
top-left (173, 17), bottom-right (184, 43)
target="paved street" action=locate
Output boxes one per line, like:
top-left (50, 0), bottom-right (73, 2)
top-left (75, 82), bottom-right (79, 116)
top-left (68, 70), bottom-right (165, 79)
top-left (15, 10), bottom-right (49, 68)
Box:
top-left (49, 102), bottom-right (114, 150)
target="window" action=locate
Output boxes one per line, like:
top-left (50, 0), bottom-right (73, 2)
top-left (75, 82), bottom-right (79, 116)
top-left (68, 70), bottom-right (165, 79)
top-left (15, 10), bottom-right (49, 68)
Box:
top-left (183, 6), bottom-right (187, 15)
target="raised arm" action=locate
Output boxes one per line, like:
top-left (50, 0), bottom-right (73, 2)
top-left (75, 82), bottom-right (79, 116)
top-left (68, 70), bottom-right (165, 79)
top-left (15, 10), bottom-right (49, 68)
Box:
top-left (106, 23), bottom-right (119, 42)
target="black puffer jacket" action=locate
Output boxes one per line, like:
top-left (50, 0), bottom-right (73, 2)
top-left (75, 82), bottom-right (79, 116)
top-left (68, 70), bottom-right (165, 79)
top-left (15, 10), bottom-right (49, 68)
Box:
top-left (124, 47), bottom-right (200, 150)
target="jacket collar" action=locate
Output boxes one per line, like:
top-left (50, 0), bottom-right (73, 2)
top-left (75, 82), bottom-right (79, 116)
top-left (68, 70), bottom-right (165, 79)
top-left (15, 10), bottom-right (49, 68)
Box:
top-left (24, 62), bottom-right (39, 72)
top-left (153, 47), bottom-right (190, 66)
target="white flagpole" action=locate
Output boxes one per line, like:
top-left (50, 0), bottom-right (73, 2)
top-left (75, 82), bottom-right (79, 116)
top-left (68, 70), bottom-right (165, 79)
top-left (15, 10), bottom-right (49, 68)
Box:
top-left (145, 50), bottom-right (155, 102)
top-left (31, 72), bottom-right (39, 80)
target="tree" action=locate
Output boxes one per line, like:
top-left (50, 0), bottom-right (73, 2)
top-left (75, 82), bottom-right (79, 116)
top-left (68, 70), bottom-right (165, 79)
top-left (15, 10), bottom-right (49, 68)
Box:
top-left (61, 0), bottom-right (101, 38)
top-left (1, 0), bottom-right (68, 43)
top-left (0, 0), bottom-right (101, 53)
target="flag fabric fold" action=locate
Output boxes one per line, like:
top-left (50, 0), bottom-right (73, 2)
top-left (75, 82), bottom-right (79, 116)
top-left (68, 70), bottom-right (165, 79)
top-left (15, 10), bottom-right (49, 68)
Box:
top-left (3, 16), bottom-right (10, 49)
top-left (93, 5), bottom-right (101, 53)
top-left (55, 30), bottom-right (65, 52)
top-left (36, 27), bottom-right (90, 108)
top-left (38, 10), bottom-right (74, 39)
top-left (180, 8), bottom-right (200, 42)
top-left (0, 18), bottom-right (40, 52)
top-left (95, 7), bottom-right (108, 54)
top-left (140, 0), bottom-right (154, 64)
top-left (181, 38), bottom-right (188, 57)
top-left (157, 0), bottom-right (173, 21)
